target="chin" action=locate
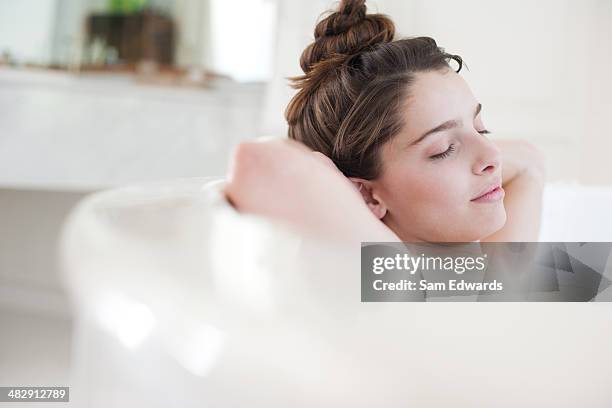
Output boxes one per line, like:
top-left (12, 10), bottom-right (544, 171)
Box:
top-left (447, 207), bottom-right (507, 242)
top-left (476, 207), bottom-right (508, 240)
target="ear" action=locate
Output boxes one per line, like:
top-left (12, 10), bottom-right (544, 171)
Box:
top-left (348, 177), bottom-right (388, 220)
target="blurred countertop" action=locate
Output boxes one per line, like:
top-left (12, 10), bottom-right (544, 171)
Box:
top-left (0, 66), bottom-right (267, 191)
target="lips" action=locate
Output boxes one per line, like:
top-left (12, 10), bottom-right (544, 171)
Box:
top-left (471, 179), bottom-right (503, 201)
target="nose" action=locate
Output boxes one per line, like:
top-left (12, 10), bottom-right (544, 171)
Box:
top-left (471, 134), bottom-right (501, 176)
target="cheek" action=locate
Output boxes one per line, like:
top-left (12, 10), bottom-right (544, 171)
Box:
top-left (379, 156), bottom-right (505, 241)
top-left (386, 165), bottom-right (467, 211)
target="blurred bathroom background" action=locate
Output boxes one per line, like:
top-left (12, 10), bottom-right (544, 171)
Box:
top-left (1, 0), bottom-right (611, 391)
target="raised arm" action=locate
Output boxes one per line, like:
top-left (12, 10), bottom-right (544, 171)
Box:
top-left (481, 139), bottom-right (547, 242)
top-left (223, 138), bottom-right (400, 243)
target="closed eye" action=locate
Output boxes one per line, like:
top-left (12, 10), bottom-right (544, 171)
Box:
top-left (429, 130), bottom-right (492, 160)
top-left (429, 144), bottom-right (456, 160)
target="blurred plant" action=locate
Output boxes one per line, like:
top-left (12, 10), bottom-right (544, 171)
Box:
top-left (108, 0), bottom-right (149, 14)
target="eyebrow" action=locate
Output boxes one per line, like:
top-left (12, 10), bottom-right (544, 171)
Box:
top-left (409, 103), bottom-right (482, 146)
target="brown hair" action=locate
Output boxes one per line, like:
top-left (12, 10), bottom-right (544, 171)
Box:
top-left (285, 0), bottom-right (464, 179)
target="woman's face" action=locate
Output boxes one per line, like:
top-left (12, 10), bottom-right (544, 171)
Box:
top-left (371, 68), bottom-right (506, 242)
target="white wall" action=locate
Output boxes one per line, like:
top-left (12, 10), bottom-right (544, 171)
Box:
top-left (0, 0), bottom-right (58, 64)
top-left (208, 0), bottom-right (277, 82)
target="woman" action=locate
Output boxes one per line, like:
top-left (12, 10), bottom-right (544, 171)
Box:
top-left (224, 0), bottom-right (546, 243)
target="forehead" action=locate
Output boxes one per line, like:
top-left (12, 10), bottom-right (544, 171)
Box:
top-left (403, 69), bottom-right (476, 132)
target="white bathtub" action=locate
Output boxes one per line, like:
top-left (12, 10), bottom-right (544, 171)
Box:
top-left (60, 179), bottom-right (612, 407)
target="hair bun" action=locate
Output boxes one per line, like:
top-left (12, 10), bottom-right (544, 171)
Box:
top-left (317, 0), bottom-right (367, 37)
top-left (300, 0), bottom-right (395, 73)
